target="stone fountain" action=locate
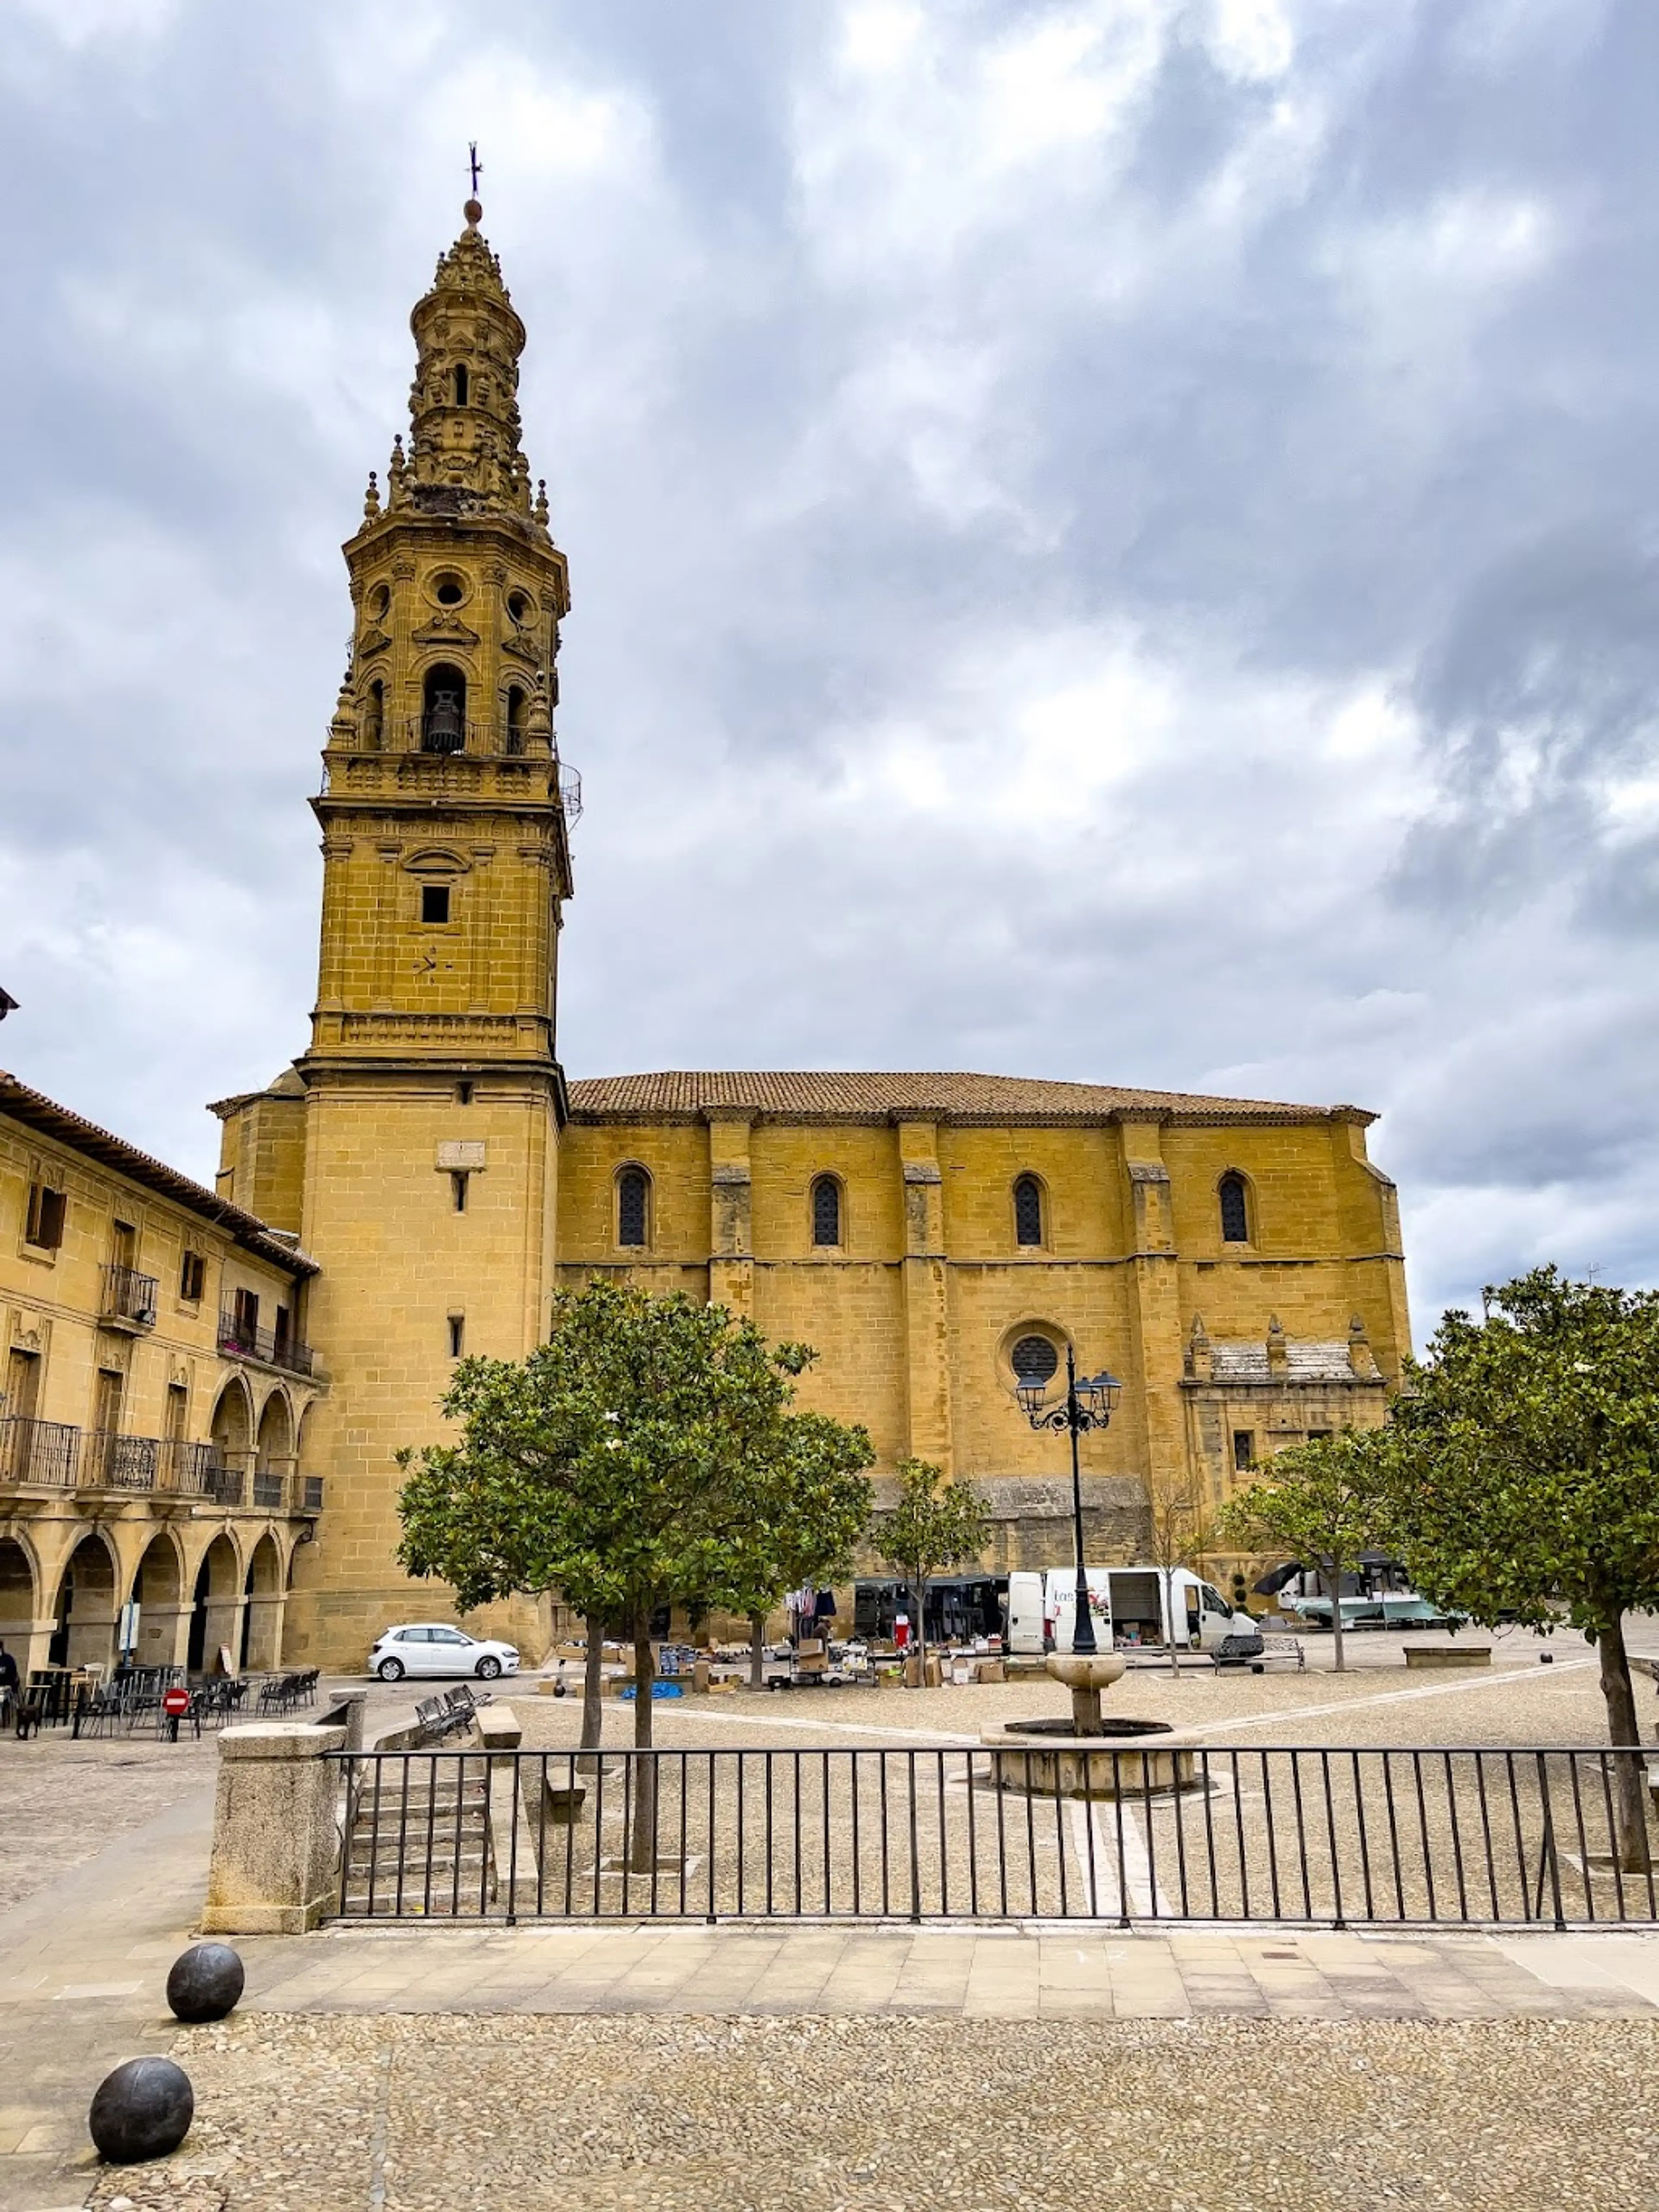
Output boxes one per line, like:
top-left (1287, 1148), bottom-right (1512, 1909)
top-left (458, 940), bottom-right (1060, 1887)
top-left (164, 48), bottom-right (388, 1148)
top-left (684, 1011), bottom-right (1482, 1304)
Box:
top-left (980, 1652), bottom-right (1201, 1798)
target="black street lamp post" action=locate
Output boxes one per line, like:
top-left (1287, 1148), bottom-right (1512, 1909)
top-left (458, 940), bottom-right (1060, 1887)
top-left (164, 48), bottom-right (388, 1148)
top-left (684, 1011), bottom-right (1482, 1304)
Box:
top-left (1015, 1343), bottom-right (1122, 1656)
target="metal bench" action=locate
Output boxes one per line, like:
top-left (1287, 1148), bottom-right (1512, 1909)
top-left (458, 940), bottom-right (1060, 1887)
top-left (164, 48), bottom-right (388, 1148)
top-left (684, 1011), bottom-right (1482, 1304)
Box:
top-left (1211, 1630), bottom-right (1306, 1674)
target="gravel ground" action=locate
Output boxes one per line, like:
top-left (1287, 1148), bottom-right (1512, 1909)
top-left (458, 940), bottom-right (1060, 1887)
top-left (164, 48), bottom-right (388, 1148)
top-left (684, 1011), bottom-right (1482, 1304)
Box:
top-left (510, 1628), bottom-right (1643, 1757)
top-left (79, 2010), bottom-right (1659, 2212)
top-left (327, 1643), bottom-right (1659, 1928)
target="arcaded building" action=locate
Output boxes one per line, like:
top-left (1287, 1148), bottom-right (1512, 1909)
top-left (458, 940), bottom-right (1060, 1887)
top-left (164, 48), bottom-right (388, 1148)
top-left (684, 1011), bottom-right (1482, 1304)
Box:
top-left (3, 200), bottom-right (1410, 1674)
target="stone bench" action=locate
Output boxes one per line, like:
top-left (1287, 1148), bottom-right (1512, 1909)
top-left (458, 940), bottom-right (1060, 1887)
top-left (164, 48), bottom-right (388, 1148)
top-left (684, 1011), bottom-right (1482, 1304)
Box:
top-left (1403, 1645), bottom-right (1491, 1669)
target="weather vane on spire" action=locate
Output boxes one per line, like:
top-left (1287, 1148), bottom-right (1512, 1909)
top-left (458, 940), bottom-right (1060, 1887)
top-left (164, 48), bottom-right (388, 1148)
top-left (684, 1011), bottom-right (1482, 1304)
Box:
top-left (468, 142), bottom-right (482, 198)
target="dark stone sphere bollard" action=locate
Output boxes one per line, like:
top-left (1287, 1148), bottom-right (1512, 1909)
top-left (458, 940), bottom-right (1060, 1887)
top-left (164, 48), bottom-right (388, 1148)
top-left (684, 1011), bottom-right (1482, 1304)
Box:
top-left (166, 1941), bottom-right (245, 2024)
top-left (88, 2056), bottom-right (194, 2164)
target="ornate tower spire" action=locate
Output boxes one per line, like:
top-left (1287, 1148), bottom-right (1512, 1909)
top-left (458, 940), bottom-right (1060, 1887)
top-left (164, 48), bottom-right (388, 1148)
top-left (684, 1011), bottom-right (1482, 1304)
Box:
top-left (307, 197), bottom-right (575, 1070)
top-left (392, 194), bottom-right (539, 524)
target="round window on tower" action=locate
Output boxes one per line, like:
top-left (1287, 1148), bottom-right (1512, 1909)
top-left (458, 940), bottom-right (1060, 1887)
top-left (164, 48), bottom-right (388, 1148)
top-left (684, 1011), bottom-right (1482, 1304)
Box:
top-left (431, 572), bottom-right (467, 608)
top-left (366, 583), bottom-right (391, 621)
top-left (506, 589), bottom-right (534, 625)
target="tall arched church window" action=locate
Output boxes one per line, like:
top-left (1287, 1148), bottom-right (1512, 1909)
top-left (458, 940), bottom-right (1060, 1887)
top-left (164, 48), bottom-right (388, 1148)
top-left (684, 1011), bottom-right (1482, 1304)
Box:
top-left (1219, 1172), bottom-right (1250, 1245)
top-left (452, 363), bottom-right (469, 406)
top-left (1013, 1174), bottom-right (1044, 1248)
top-left (617, 1167), bottom-right (650, 1250)
top-left (504, 686), bottom-right (527, 756)
top-left (811, 1176), bottom-right (841, 1248)
top-left (362, 679), bottom-right (384, 751)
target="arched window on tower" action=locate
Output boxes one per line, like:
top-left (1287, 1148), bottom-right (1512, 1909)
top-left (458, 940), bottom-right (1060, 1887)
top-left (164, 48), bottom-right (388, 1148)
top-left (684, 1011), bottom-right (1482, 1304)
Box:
top-left (452, 363), bottom-right (469, 407)
top-left (362, 679), bottom-right (384, 752)
top-left (617, 1166), bottom-right (651, 1250)
top-left (422, 664), bottom-right (467, 754)
top-left (1219, 1172), bottom-right (1251, 1245)
top-left (504, 685), bottom-right (527, 756)
top-left (1013, 1174), bottom-right (1044, 1248)
top-left (810, 1175), bottom-right (841, 1248)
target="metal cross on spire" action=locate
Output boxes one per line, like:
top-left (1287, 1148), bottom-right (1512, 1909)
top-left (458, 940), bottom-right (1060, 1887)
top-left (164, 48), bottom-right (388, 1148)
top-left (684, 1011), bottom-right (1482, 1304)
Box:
top-left (468, 142), bottom-right (482, 198)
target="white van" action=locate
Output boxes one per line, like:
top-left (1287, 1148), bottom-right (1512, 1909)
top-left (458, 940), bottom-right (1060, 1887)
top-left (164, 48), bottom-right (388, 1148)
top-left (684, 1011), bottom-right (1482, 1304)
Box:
top-left (1004, 1566), bottom-right (1251, 1656)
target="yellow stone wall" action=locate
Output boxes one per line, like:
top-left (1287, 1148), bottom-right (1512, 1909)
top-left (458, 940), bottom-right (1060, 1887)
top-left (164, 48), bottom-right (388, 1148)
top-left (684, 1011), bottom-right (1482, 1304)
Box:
top-left (194, 205), bottom-right (1415, 1671)
top-left (0, 1098), bottom-right (324, 1676)
top-left (551, 1104), bottom-right (1408, 1617)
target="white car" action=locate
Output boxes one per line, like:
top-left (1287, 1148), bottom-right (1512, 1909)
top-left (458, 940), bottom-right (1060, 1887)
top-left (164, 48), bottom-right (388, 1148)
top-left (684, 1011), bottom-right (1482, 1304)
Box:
top-left (368, 1623), bottom-right (520, 1683)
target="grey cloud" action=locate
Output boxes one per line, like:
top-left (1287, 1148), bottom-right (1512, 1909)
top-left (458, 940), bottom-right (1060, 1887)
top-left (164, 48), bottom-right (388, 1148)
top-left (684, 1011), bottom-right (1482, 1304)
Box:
top-left (5, 0), bottom-right (1659, 1342)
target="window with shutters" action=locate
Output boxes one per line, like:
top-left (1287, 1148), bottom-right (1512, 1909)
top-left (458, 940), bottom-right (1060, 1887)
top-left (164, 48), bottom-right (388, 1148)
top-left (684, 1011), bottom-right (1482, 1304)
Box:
top-left (24, 1182), bottom-right (67, 1252)
top-left (1219, 1172), bottom-right (1251, 1244)
top-left (617, 1166), bottom-right (651, 1249)
top-left (179, 1251), bottom-right (206, 1304)
top-left (810, 1175), bottom-right (842, 1248)
top-left (1013, 1174), bottom-right (1044, 1248)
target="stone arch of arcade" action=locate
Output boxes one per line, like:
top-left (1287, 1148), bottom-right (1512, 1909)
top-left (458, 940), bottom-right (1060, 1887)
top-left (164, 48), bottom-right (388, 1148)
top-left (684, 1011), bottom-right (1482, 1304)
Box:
top-left (45, 1526), bottom-right (121, 1673)
top-left (0, 1530), bottom-right (41, 1676)
top-left (187, 1528), bottom-right (246, 1676)
top-left (241, 1529), bottom-right (287, 1671)
top-left (125, 1525), bottom-right (188, 1672)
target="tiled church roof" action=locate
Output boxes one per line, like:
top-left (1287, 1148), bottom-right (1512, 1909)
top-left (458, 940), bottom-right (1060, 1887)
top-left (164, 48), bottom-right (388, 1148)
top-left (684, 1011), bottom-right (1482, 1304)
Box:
top-left (566, 1070), bottom-right (1370, 1127)
top-left (0, 1069), bottom-right (318, 1275)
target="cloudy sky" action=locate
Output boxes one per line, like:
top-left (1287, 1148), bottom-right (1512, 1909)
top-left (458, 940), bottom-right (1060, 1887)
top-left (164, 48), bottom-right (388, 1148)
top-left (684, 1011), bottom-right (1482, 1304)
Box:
top-left (3, 0), bottom-right (1656, 1343)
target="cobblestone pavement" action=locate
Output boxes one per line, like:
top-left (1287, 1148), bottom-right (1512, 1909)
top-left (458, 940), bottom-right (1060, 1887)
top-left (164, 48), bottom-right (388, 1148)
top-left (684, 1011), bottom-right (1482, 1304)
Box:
top-left (73, 2010), bottom-right (1659, 2212)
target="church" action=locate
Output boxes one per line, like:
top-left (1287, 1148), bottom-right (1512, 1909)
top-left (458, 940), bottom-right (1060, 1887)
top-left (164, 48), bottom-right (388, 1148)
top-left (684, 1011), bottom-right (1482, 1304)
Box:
top-left (0, 199), bottom-right (1410, 1675)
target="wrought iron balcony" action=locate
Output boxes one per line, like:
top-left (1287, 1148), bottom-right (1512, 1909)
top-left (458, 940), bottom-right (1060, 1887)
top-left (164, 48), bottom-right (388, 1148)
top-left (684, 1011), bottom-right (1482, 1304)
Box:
top-left (86, 1430), bottom-right (161, 1490)
top-left (101, 1264), bottom-right (159, 1329)
top-left (207, 1455), bottom-right (246, 1508)
top-left (253, 1467), bottom-right (286, 1511)
top-left (0, 1415), bottom-right (80, 1487)
top-left (217, 1308), bottom-right (315, 1376)
top-left (300, 1474), bottom-right (324, 1514)
top-left (157, 1438), bottom-right (223, 1496)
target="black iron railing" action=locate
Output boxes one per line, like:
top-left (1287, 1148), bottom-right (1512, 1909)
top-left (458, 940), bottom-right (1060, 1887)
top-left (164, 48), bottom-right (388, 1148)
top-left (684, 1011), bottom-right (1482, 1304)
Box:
top-left (217, 1308), bottom-right (315, 1376)
top-left (327, 1743), bottom-right (1659, 1930)
top-left (86, 1430), bottom-right (160, 1490)
top-left (301, 1474), bottom-right (324, 1513)
top-left (157, 1438), bottom-right (223, 1496)
top-left (208, 1458), bottom-right (246, 1507)
top-left (253, 1468), bottom-right (286, 1510)
top-left (0, 1415), bottom-right (80, 1486)
top-left (101, 1264), bottom-right (159, 1327)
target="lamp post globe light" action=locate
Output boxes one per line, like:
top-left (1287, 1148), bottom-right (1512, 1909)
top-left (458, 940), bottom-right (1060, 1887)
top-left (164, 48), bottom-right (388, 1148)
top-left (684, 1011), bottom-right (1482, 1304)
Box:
top-left (1015, 1342), bottom-right (1122, 1656)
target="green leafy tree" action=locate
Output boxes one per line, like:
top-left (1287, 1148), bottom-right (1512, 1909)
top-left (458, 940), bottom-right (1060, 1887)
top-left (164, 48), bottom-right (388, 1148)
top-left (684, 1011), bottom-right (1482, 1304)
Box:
top-left (871, 1459), bottom-right (991, 1680)
top-left (721, 1410), bottom-right (877, 1688)
top-left (1381, 1267), bottom-right (1659, 1867)
top-left (1219, 1429), bottom-right (1389, 1675)
top-left (396, 1280), bottom-right (873, 1863)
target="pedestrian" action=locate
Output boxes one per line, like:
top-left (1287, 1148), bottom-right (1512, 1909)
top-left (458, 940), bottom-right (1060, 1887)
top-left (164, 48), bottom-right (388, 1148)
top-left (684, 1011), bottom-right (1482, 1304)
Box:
top-left (0, 1639), bottom-right (17, 1730)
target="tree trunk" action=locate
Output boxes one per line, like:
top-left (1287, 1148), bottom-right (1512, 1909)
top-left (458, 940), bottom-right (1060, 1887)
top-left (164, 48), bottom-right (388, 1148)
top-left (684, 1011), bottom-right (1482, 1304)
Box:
top-left (1330, 1564), bottom-right (1348, 1675)
top-left (1597, 1610), bottom-right (1650, 1874)
top-left (914, 1572), bottom-right (928, 1685)
top-left (578, 1612), bottom-right (604, 1769)
top-left (749, 1612), bottom-right (766, 1690)
top-left (1167, 1569), bottom-right (1181, 1677)
top-left (629, 1620), bottom-right (658, 1872)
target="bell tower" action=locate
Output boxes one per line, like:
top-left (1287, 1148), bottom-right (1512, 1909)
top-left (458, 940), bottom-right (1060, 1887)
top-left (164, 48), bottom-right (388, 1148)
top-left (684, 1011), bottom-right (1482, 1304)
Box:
top-left (281, 193), bottom-right (577, 1661)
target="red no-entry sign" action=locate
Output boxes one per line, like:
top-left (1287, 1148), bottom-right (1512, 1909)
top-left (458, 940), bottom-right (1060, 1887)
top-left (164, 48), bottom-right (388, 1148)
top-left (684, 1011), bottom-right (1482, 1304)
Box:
top-left (163, 1688), bottom-right (190, 1717)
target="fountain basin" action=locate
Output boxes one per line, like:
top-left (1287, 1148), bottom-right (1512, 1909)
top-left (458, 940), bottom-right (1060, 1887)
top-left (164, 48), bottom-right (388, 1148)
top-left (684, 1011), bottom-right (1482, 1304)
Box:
top-left (980, 1719), bottom-right (1202, 1797)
